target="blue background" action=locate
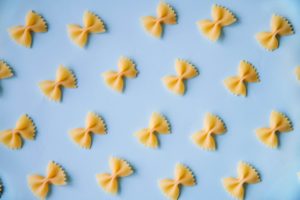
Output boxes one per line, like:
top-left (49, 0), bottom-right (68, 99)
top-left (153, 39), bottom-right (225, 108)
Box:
top-left (0, 0), bottom-right (300, 199)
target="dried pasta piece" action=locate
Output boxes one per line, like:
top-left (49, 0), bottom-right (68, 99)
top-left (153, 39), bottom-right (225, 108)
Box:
top-left (222, 162), bottom-right (261, 200)
top-left (159, 163), bottom-right (196, 200)
top-left (256, 111), bottom-right (293, 148)
top-left (0, 60), bottom-right (13, 80)
top-left (163, 59), bottom-right (198, 95)
top-left (39, 65), bottom-right (77, 102)
top-left (141, 2), bottom-right (177, 38)
top-left (68, 11), bottom-right (106, 47)
top-left (256, 15), bottom-right (294, 51)
top-left (102, 57), bottom-right (138, 92)
top-left (197, 5), bottom-right (236, 41)
top-left (191, 113), bottom-right (226, 151)
top-left (8, 10), bottom-right (47, 48)
top-left (135, 113), bottom-right (170, 148)
top-left (28, 161), bottom-right (67, 199)
top-left (69, 112), bottom-right (106, 149)
top-left (0, 115), bottom-right (36, 149)
top-left (96, 157), bottom-right (133, 194)
top-left (295, 67), bottom-right (300, 80)
top-left (224, 61), bottom-right (260, 96)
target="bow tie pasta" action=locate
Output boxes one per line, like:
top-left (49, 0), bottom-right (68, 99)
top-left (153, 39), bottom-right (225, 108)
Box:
top-left (0, 114), bottom-right (36, 149)
top-left (135, 112), bottom-right (171, 148)
top-left (28, 161), bottom-right (67, 199)
top-left (163, 59), bottom-right (198, 95)
top-left (256, 111), bottom-right (293, 148)
top-left (191, 113), bottom-right (226, 151)
top-left (96, 157), bottom-right (133, 194)
top-left (0, 60), bottom-right (13, 80)
top-left (69, 112), bottom-right (107, 149)
top-left (141, 2), bottom-right (177, 38)
top-left (224, 61), bottom-right (260, 96)
top-left (159, 163), bottom-right (196, 200)
top-left (197, 5), bottom-right (237, 41)
top-left (223, 162), bottom-right (261, 200)
top-left (256, 15), bottom-right (294, 51)
top-left (8, 10), bottom-right (47, 47)
top-left (102, 57), bottom-right (138, 93)
top-left (68, 11), bottom-right (106, 47)
top-left (39, 65), bottom-right (77, 102)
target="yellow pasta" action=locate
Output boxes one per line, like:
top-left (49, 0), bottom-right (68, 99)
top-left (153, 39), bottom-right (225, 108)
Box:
top-left (197, 5), bottom-right (236, 41)
top-left (96, 157), bottom-right (133, 194)
top-left (8, 11), bottom-right (47, 48)
top-left (256, 15), bottom-right (294, 51)
top-left (39, 65), bottom-right (77, 102)
top-left (256, 111), bottom-right (293, 148)
top-left (0, 115), bottom-right (36, 149)
top-left (159, 163), bottom-right (196, 200)
top-left (135, 113), bottom-right (170, 148)
top-left (69, 112), bottom-right (106, 149)
top-left (191, 113), bottom-right (226, 151)
top-left (68, 11), bottom-right (106, 47)
top-left (224, 61), bottom-right (260, 96)
top-left (295, 67), bottom-right (300, 80)
top-left (141, 2), bottom-right (177, 38)
top-left (0, 60), bottom-right (13, 80)
top-left (223, 162), bottom-right (261, 200)
top-left (28, 161), bottom-right (67, 199)
top-left (163, 59), bottom-right (198, 95)
top-left (102, 57), bottom-right (138, 92)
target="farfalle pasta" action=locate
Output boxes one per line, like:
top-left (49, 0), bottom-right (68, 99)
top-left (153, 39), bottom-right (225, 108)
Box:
top-left (191, 113), bottom-right (226, 151)
top-left (68, 11), bottom-right (106, 47)
top-left (39, 65), bottom-right (77, 102)
top-left (28, 161), bottom-right (67, 199)
top-left (0, 114), bottom-right (36, 149)
top-left (163, 59), bottom-right (198, 95)
top-left (224, 61), bottom-right (260, 96)
top-left (159, 163), bottom-right (196, 200)
top-left (0, 60), bottom-right (13, 80)
top-left (256, 111), bottom-right (293, 148)
top-left (135, 113), bottom-right (170, 148)
top-left (197, 5), bottom-right (237, 41)
top-left (141, 2), bottom-right (177, 38)
top-left (223, 162), bottom-right (261, 200)
top-left (69, 112), bottom-right (106, 149)
top-left (8, 10), bottom-right (47, 48)
top-left (256, 15), bottom-right (294, 51)
top-left (96, 157), bottom-right (133, 194)
top-left (102, 57), bottom-right (138, 92)
top-left (295, 67), bottom-right (300, 80)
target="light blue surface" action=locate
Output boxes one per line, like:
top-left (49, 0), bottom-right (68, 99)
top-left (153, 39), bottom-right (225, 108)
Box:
top-left (0, 0), bottom-right (300, 199)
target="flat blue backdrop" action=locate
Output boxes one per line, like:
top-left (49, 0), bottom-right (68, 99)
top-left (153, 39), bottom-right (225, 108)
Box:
top-left (0, 0), bottom-right (300, 199)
